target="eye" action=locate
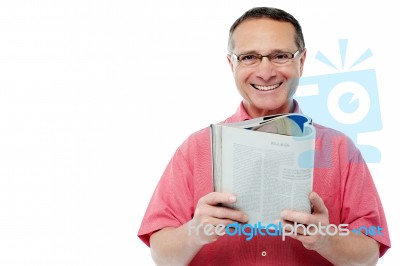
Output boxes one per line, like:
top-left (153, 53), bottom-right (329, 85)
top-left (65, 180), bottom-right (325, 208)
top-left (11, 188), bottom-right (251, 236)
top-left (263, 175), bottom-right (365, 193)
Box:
top-left (239, 54), bottom-right (259, 63)
top-left (271, 52), bottom-right (292, 62)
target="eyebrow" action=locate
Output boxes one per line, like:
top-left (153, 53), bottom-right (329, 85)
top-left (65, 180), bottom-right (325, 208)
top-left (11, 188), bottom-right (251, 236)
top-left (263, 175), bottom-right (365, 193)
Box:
top-left (236, 49), bottom-right (292, 55)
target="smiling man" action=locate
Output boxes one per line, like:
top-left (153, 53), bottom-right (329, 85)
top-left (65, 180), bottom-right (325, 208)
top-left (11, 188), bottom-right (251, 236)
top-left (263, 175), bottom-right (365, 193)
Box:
top-left (227, 17), bottom-right (305, 118)
top-left (138, 7), bottom-right (391, 265)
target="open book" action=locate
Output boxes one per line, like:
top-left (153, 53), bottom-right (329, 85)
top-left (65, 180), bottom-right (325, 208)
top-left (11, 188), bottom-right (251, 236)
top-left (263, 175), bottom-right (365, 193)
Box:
top-left (211, 113), bottom-right (316, 225)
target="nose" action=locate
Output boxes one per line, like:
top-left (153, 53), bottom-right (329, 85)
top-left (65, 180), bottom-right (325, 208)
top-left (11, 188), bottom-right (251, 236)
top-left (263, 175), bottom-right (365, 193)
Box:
top-left (256, 57), bottom-right (277, 80)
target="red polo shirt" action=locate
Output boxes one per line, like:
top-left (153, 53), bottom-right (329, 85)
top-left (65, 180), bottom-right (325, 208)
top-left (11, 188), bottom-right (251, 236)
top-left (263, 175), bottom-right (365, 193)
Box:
top-left (138, 101), bottom-right (390, 265)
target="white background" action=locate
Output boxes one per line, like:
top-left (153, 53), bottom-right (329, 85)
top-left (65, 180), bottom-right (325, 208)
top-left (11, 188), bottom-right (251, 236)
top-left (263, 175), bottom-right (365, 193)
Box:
top-left (0, 1), bottom-right (398, 265)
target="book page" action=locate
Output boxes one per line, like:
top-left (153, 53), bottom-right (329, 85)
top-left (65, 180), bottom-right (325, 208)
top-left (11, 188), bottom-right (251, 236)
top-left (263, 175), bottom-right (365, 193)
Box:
top-left (214, 122), bottom-right (315, 225)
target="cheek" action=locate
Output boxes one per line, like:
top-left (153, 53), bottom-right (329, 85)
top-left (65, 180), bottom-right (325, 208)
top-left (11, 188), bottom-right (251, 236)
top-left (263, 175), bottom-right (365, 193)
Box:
top-left (279, 66), bottom-right (299, 79)
top-left (234, 68), bottom-right (252, 84)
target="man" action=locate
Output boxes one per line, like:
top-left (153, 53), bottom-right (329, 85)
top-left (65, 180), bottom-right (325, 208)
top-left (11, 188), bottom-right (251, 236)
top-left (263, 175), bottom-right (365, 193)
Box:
top-left (138, 7), bottom-right (390, 265)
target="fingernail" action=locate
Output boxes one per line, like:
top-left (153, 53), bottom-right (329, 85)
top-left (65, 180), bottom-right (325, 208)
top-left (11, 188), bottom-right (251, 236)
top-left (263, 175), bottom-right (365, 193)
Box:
top-left (243, 215), bottom-right (249, 221)
top-left (229, 195), bottom-right (236, 202)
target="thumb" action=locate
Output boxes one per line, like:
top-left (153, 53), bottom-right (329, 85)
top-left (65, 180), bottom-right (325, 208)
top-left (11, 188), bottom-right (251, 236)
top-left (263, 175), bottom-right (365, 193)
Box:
top-left (309, 192), bottom-right (327, 214)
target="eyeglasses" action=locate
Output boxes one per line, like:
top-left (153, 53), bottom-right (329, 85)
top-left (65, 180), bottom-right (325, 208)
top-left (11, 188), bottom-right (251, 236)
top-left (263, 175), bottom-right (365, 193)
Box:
top-left (230, 50), bottom-right (302, 66)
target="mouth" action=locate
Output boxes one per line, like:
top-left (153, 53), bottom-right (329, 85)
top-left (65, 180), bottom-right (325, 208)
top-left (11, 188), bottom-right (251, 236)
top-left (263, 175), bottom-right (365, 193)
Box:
top-left (252, 82), bottom-right (282, 91)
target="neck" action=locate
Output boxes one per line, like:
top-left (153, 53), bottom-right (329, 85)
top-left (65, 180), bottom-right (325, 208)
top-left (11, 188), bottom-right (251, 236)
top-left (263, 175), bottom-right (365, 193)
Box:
top-left (245, 100), bottom-right (294, 118)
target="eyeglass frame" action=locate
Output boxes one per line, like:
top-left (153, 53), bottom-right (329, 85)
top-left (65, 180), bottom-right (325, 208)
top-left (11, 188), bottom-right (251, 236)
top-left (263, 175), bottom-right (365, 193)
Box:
top-left (230, 49), bottom-right (303, 66)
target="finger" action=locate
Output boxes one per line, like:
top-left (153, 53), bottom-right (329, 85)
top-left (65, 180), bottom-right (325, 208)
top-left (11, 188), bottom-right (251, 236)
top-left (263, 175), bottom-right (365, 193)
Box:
top-left (203, 204), bottom-right (248, 223)
top-left (199, 192), bottom-right (237, 206)
top-left (309, 192), bottom-right (328, 214)
top-left (281, 210), bottom-right (313, 225)
top-left (289, 233), bottom-right (307, 241)
top-left (279, 219), bottom-right (307, 235)
top-left (191, 218), bottom-right (238, 238)
top-left (290, 233), bottom-right (319, 250)
top-left (203, 217), bottom-right (242, 228)
top-left (210, 218), bottom-right (242, 236)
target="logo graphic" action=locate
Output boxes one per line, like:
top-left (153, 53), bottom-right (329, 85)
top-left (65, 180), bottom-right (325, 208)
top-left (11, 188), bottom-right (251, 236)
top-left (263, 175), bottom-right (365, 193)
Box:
top-left (188, 220), bottom-right (384, 241)
top-left (295, 39), bottom-right (382, 163)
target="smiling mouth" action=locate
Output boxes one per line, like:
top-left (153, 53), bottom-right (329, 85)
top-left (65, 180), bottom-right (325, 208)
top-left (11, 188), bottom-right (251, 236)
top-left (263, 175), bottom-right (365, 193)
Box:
top-left (252, 83), bottom-right (282, 91)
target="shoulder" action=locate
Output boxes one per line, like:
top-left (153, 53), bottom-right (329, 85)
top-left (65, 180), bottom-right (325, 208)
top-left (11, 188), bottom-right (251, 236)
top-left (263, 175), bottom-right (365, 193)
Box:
top-left (177, 126), bottom-right (211, 158)
top-left (181, 126), bottom-right (210, 147)
top-left (313, 122), bottom-right (363, 164)
top-left (314, 123), bottom-right (345, 138)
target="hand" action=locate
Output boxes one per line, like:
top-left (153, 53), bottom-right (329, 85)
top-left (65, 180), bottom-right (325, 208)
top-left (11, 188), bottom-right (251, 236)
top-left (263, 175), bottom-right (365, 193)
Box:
top-left (189, 192), bottom-right (248, 245)
top-left (280, 192), bottom-right (330, 251)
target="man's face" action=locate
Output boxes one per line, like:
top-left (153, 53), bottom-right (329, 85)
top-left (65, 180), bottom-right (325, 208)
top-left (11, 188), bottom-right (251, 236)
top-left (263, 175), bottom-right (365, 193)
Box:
top-left (228, 18), bottom-right (306, 118)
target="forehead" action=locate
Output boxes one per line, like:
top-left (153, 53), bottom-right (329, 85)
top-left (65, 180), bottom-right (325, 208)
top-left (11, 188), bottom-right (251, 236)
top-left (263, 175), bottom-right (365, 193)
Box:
top-left (231, 18), bottom-right (297, 53)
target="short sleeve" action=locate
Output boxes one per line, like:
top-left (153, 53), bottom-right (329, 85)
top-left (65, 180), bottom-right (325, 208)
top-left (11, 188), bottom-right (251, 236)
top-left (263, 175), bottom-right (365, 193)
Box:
top-left (137, 142), bottom-right (195, 246)
top-left (340, 147), bottom-right (391, 257)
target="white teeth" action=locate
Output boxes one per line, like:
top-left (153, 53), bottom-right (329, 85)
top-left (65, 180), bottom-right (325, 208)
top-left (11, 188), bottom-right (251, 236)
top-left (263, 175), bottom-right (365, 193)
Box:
top-left (254, 83), bottom-right (280, 91)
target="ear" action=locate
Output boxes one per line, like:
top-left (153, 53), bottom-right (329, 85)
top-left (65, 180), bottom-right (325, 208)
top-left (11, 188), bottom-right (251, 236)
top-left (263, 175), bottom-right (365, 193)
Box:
top-left (299, 48), bottom-right (307, 76)
top-left (227, 54), bottom-right (234, 73)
